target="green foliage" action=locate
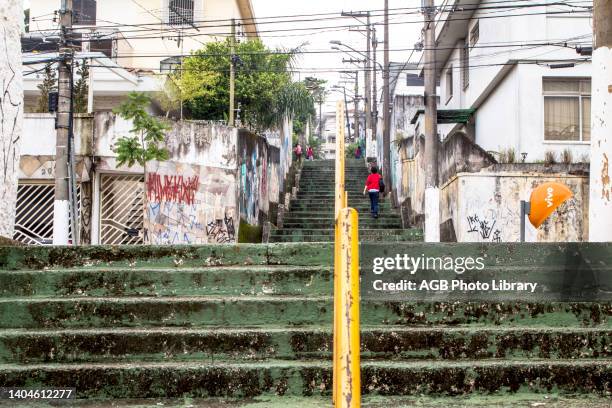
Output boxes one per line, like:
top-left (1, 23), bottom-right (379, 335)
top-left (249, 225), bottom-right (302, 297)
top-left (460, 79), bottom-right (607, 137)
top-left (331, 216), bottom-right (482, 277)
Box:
top-left (35, 65), bottom-right (57, 113)
top-left (113, 92), bottom-right (170, 167)
top-left (346, 142), bottom-right (360, 159)
top-left (73, 60), bottom-right (89, 113)
top-left (154, 77), bottom-right (182, 118)
top-left (307, 135), bottom-right (323, 159)
top-left (178, 39), bottom-right (314, 131)
top-left (24, 9), bottom-right (30, 33)
top-left (238, 219), bottom-right (263, 243)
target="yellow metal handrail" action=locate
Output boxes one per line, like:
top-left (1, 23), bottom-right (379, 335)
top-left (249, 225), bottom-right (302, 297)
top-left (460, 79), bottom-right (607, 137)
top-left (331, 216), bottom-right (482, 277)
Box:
top-left (333, 100), bottom-right (361, 408)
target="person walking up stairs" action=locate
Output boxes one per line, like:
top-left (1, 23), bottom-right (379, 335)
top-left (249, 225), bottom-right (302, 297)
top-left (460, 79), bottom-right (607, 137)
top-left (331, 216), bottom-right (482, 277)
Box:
top-left (269, 159), bottom-right (422, 242)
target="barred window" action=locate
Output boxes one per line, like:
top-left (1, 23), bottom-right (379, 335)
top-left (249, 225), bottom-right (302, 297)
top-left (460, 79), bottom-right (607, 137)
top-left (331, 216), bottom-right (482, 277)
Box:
top-left (461, 39), bottom-right (469, 89)
top-left (73, 0), bottom-right (96, 25)
top-left (470, 21), bottom-right (479, 48)
top-left (168, 0), bottom-right (195, 25)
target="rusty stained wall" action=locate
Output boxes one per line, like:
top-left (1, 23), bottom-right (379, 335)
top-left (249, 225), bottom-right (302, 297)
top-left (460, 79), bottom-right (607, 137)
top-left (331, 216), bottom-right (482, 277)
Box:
top-left (144, 161), bottom-right (238, 245)
top-left (441, 171), bottom-right (589, 243)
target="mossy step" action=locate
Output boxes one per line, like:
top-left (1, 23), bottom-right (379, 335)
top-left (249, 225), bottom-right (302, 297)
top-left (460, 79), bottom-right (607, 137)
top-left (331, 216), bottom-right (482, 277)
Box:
top-left (270, 229), bottom-right (418, 237)
top-left (0, 297), bottom-right (609, 328)
top-left (0, 243), bottom-right (334, 270)
top-left (269, 236), bottom-right (420, 243)
top-left (0, 266), bottom-right (333, 298)
top-left (0, 359), bottom-right (610, 398)
top-left (283, 213), bottom-right (401, 220)
top-left (280, 222), bottom-right (402, 229)
top-left (0, 326), bottom-right (609, 364)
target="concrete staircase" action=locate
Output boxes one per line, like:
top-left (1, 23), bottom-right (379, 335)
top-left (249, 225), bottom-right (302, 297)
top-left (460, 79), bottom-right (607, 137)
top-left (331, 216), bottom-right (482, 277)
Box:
top-left (270, 159), bottom-right (423, 242)
top-left (0, 244), bottom-right (610, 401)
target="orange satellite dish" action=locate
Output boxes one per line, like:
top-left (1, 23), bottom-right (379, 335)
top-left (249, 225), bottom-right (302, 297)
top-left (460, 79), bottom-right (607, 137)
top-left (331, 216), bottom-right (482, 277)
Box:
top-left (528, 182), bottom-right (573, 228)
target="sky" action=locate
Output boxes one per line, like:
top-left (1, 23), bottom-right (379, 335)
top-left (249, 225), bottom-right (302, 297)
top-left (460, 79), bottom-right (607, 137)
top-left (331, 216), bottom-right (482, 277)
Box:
top-left (251, 0), bottom-right (424, 112)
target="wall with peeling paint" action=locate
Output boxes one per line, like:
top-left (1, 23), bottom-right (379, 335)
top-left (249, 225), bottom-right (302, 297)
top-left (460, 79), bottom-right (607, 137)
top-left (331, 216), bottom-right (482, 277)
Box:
top-left (0, 0), bottom-right (24, 238)
top-left (19, 112), bottom-right (289, 245)
top-left (440, 167), bottom-right (589, 243)
top-left (144, 161), bottom-right (238, 245)
top-left (390, 95), bottom-right (424, 207)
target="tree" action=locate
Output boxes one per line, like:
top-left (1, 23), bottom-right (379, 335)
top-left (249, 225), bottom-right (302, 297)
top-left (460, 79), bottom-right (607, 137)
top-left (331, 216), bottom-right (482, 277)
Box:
top-left (73, 60), bottom-right (89, 113)
top-left (35, 64), bottom-right (57, 113)
top-left (154, 77), bottom-right (182, 118)
top-left (178, 39), bottom-right (313, 131)
top-left (113, 92), bottom-right (170, 167)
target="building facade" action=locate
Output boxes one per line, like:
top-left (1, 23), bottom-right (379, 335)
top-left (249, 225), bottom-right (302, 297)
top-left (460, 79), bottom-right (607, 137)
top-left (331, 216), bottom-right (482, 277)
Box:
top-left (26, 0), bottom-right (258, 71)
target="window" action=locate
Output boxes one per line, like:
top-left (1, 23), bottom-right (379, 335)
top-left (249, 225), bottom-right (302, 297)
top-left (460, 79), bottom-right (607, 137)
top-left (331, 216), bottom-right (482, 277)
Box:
top-left (73, 0), bottom-right (96, 25)
top-left (470, 21), bottom-right (479, 48)
top-left (543, 78), bottom-right (591, 141)
top-left (445, 65), bottom-right (453, 103)
top-left (168, 0), bottom-right (195, 25)
top-left (461, 39), bottom-right (469, 89)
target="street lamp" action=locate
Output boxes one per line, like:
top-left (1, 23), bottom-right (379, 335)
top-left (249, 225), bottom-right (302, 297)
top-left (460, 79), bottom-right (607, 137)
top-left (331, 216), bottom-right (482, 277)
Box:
top-left (331, 86), bottom-right (353, 140)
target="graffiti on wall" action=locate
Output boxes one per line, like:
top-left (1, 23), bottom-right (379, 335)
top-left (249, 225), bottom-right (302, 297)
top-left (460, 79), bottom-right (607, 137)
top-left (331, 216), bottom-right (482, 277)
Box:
top-left (466, 214), bottom-right (502, 243)
top-left (146, 173), bottom-right (199, 205)
top-left (238, 130), bottom-right (275, 225)
top-left (144, 162), bottom-right (237, 245)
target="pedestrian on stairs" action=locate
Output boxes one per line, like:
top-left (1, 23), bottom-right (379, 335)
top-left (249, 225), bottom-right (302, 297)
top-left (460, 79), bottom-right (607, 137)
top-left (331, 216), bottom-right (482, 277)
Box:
top-left (363, 166), bottom-right (382, 218)
top-left (294, 144), bottom-right (303, 163)
top-left (306, 146), bottom-right (314, 160)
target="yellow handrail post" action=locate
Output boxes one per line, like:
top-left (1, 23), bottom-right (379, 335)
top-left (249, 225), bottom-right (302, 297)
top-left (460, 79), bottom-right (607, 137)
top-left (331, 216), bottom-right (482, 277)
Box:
top-left (333, 100), bottom-right (345, 405)
top-left (334, 100), bottom-right (360, 408)
top-left (337, 208), bottom-right (360, 407)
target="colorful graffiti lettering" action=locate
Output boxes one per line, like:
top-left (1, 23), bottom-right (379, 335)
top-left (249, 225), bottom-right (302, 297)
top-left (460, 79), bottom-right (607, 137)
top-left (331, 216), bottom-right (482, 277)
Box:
top-left (146, 173), bottom-right (199, 205)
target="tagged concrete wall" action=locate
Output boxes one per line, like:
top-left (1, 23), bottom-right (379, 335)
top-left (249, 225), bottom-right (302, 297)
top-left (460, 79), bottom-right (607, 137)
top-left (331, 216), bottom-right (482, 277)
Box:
top-left (19, 112), bottom-right (288, 245)
top-left (238, 130), bottom-right (269, 225)
top-left (144, 161), bottom-right (238, 245)
top-left (440, 167), bottom-right (589, 243)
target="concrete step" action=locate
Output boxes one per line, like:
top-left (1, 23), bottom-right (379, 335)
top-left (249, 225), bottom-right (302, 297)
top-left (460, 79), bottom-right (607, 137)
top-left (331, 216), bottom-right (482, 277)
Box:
top-left (0, 359), bottom-right (609, 398)
top-left (0, 266), bottom-right (332, 298)
top-left (1, 326), bottom-right (609, 364)
top-left (3, 296), bottom-right (606, 328)
top-left (283, 213), bottom-right (401, 221)
top-left (270, 229), bottom-right (414, 237)
top-left (281, 221), bottom-right (402, 229)
top-left (288, 203), bottom-right (393, 210)
top-left (269, 235), bottom-right (420, 242)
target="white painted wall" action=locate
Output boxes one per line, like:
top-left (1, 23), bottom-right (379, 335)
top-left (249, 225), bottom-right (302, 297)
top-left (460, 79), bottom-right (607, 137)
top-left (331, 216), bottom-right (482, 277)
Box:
top-left (436, 0), bottom-right (593, 162)
top-left (0, 0), bottom-right (24, 238)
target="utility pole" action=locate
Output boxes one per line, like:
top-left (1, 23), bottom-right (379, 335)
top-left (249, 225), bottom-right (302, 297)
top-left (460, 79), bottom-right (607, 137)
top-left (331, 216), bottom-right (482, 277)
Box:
top-left (365, 12), bottom-right (372, 143)
top-left (423, 0), bottom-right (440, 242)
top-left (54, 0), bottom-right (73, 245)
top-left (382, 0), bottom-right (391, 192)
top-left (372, 27), bottom-right (378, 149)
top-left (229, 18), bottom-right (236, 126)
top-left (354, 71), bottom-right (359, 142)
top-left (589, 0), bottom-right (612, 241)
top-left (344, 89), bottom-right (352, 140)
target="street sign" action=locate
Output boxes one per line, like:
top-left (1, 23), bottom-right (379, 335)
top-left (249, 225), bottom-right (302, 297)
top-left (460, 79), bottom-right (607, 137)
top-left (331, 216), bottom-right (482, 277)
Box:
top-left (528, 182), bottom-right (573, 228)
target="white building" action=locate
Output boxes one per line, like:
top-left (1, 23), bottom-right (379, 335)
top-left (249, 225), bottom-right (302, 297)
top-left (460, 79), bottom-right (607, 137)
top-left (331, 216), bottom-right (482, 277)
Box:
top-left (26, 0), bottom-right (258, 71)
top-left (414, 0), bottom-right (593, 163)
top-left (23, 52), bottom-right (160, 113)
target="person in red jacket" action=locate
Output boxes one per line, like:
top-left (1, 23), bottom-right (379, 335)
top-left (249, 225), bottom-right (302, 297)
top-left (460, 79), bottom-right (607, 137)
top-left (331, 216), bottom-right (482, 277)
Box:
top-left (363, 166), bottom-right (382, 218)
